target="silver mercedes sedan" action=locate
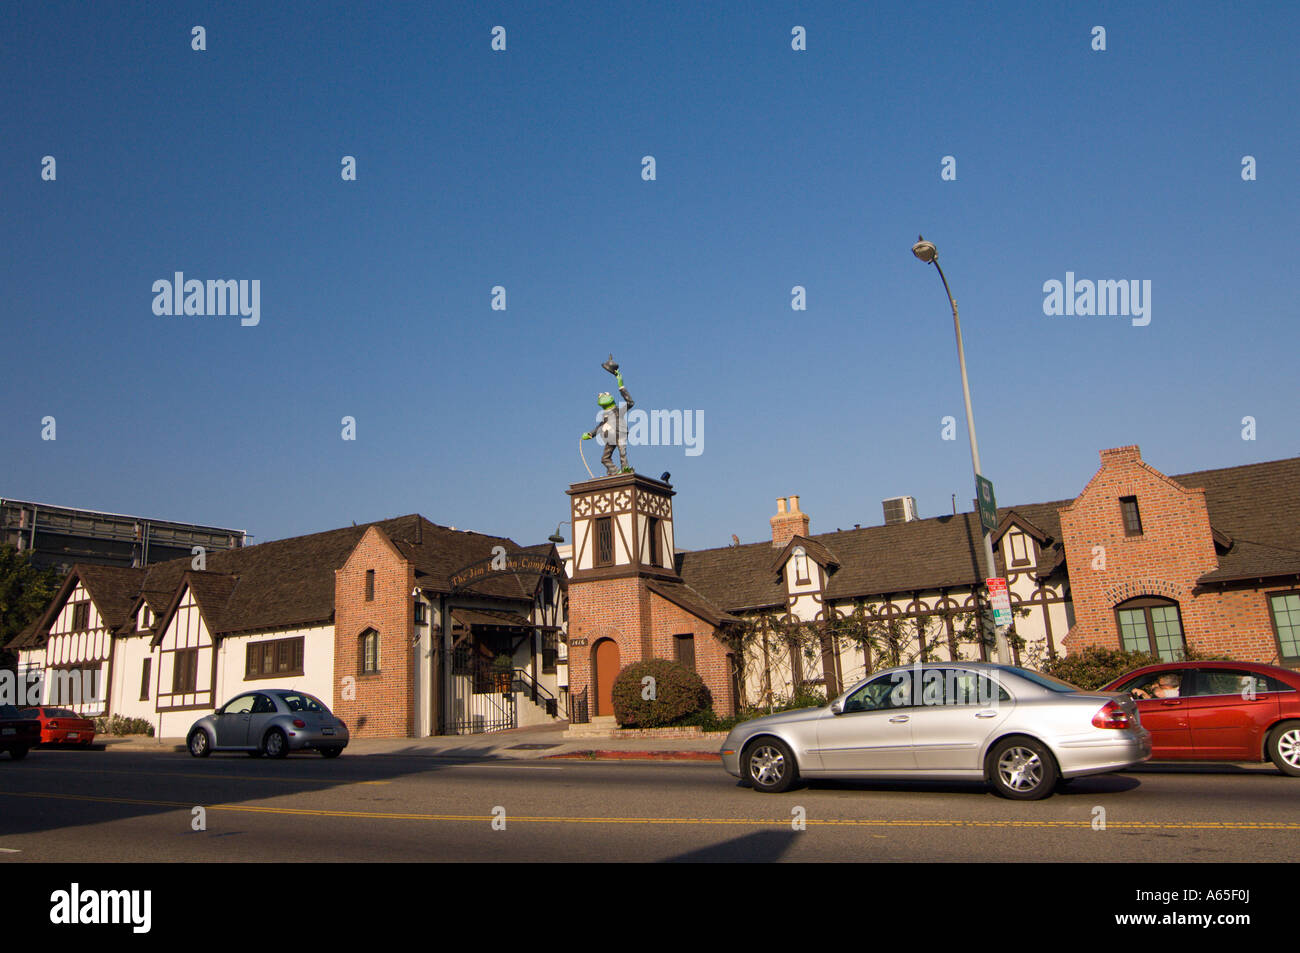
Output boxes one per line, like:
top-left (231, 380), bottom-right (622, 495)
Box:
top-left (720, 663), bottom-right (1150, 799)
top-left (188, 689), bottom-right (349, 759)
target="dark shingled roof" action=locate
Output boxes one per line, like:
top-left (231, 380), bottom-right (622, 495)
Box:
top-left (1174, 457), bottom-right (1300, 584)
top-left (7, 565), bottom-right (146, 649)
top-left (678, 499), bottom-right (1069, 615)
top-left (676, 456), bottom-right (1300, 615)
top-left (15, 515), bottom-right (539, 646)
top-left (645, 579), bottom-right (743, 627)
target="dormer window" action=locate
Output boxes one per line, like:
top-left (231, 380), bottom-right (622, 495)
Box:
top-left (793, 547), bottom-right (810, 584)
top-left (141, 606), bottom-right (152, 629)
top-left (1008, 531), bottom-right (1032, 567)
top-left (1120, 496), bottom-right (1143, 536)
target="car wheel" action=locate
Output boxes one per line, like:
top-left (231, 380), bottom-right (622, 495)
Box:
top-left (319, 747), bottom-right (343, 758)
top-left (262, 728), bottom-right (289, 759)
top-left (10, 747), bottom-right (29, 761)
top-left (744, 738), bottom-right (797, 793)
top-left (988, 737), bottom-right (1056, 800)
top-left (187, 730), bottom-right (212, 758)
top-left (1267, 721), bottom-right (1300, 777)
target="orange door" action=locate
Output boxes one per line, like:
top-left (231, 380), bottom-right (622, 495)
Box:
top-left (594, 639), bottom-right (621, 717)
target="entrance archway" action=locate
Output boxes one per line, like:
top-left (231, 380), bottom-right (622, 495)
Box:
top-left (592, 638), bottom-right (621, 717)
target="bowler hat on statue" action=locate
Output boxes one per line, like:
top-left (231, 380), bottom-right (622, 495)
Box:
top-left (601, 353), bottom-right (619, 375)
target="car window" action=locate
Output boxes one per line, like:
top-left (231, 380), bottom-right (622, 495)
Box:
top-left (222, 695), bottom-right (256, 715)
top-left (1117, 671), bottom-right (1184, 700)
top-left (281, 693), bottom-right (324, 713)
top-left (250, 694), bottom-right (277, 714)
top-left (46, 708), bottom-right (77, 718)
top-left (1005, 668), bottom-right (1080, 693)
top-left (1189, 669), bottom-right (1272, 698)
top-left (923, 668), bottom-right (1010, 706)
top-left (842, 674), bottom-right (912, 713)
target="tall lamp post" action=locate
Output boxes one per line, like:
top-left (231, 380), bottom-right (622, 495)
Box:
top-left (911, 235), bottom-right (1010, 665)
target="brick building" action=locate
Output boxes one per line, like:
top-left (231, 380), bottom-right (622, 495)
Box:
top-left (564, 447), bottom-right (1300, 722)
top-left (9, 515), bottom-right (567, 738)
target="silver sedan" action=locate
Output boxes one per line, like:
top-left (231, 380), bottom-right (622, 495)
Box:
top-left (720, 663), bottom-right (1150, 799)
top-left (188, 689), bottom-right (349, 759)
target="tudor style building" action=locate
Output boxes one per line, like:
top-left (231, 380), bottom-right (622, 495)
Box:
top-left (10, 515), bottom-right (567, 738)
top-left (563, 447), bottom-right (1300, 720)
top-left (13, 446), bottom-right (1299, 736)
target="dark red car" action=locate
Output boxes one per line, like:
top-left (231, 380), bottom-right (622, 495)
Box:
top-left (17, 707), bottom-right (97, 747)
top-left (0, 705), bottom-right (41, 759)
top-left (1101, 661), bottom-right (1300, 775)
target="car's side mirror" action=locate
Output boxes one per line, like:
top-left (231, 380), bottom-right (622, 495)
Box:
top-left (830, 699), bottom-right (844, 715)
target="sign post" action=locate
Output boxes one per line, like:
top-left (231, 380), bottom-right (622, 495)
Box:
top-left (986, 576), bottom-right (1013, 630)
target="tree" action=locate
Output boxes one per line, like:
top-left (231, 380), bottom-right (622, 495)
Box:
top-left (0, 546), bottom-right (63, 672)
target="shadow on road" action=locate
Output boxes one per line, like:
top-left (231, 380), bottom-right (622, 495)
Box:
top-left (662, 829), bottom-right (798, 863)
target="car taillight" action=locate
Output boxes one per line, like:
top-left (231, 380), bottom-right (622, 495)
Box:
top-left (292, 719), bottom-right (306, 729)
top-left (1092, 700), bottom-right (1132, 729)
top-left (48, 720), bottom-right (58, 729)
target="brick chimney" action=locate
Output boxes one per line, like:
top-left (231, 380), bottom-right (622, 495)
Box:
top-left (770, 495), bottom-right (810, 548)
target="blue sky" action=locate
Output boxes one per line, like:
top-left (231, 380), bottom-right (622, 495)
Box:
top-left (2, 1), bottom-right (1296, 551)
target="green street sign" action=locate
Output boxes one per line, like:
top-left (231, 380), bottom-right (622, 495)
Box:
top-left (976, 475), bottom-right (998, 534)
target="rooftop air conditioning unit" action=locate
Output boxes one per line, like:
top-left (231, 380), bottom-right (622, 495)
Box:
top-left (882, 496), bottom-right (919, 525)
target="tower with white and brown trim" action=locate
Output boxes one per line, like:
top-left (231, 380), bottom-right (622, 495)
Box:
top-left (565, 472), bottom-right (740, 721)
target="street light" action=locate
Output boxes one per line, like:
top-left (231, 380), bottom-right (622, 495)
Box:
top-left (911, 235), bottom-right (1010, 664)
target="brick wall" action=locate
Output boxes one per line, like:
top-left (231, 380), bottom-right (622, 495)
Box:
top-left (1059, 446), bottom-right (1287, 663)
top-left (569, 574), bottom-right (737, 719)
top-left (333, 526), bottom-right (415, 737)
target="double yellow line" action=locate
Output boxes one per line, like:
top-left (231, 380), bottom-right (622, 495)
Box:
top-left (2, 791), bottom-right (1298, 830)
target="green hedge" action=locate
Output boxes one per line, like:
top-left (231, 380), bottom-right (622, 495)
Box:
top-left (92, 714), bottom-right (155, 737)
top-left (611, 659), bottom-right (712, 728)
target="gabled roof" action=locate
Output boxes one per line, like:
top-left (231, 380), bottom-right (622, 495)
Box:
top-left (7, 564), bottom-right (146, 649)
top-left (645, 579), bottom-right (742, 627)
top-left (1170, 457), bottom-right (1300, 584)
top-left (769, 536), bottom-right (841, 577)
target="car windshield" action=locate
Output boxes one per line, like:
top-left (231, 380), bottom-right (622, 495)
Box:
top-left (1005, 667), bottom-right (1081, 693)
top-left (281, 693), bottom-right (324, 713)
top-left (46, 708), bottom-right (77, 718)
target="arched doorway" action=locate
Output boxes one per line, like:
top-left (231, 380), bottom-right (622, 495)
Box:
top-left (592, 638), bottom-right (621, 717)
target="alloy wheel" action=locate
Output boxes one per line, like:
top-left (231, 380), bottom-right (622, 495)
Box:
top-left (1278, 728), bottom-right (1300, 768)
top-left (749, 745), bottom-right (785, 787)
top-left (997, 746), bottom-right (1043, 792)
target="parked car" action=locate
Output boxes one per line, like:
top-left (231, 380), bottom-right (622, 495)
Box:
top-left (720, 663), bottom-right (1151, 799)
top-left (17, 707), bottom-right (97, 747)
top-left (0, 705), bottom-right (42, 760)
top-left (1101, 661), bottom-right (1300, 775)
top-left (187, 690), bottom-right (349, 758)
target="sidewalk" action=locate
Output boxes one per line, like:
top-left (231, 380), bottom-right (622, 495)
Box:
top-left (94, 722), bottom-right (724, 762)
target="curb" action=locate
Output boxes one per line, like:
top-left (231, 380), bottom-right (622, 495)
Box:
top-left (545, 750), bottom-right (721, 762)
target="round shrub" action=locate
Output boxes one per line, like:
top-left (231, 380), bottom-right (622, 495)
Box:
top-left (611, 658), bottom-right (712, 728)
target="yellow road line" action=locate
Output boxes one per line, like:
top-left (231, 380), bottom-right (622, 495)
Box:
top-left (1, 791), bottom-right (1297, 830)
top-left (12, 765), bottom-right (390, 785)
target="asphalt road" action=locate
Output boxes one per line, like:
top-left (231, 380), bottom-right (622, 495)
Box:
top-left (0, 748), bottom-right (1296, 862)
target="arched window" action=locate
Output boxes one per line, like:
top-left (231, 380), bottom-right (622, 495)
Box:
top-left (1115, 597), bottom-right (1186, 661)
top-left (360, 628), bottom-right (380, 674)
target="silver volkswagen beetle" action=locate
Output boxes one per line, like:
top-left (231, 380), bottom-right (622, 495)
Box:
top-left (188, 689), bottom-right (349, 759)
top-left (720, 663), bottom-right (1150, 799)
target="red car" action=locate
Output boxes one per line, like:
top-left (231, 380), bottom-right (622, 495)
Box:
top-left (1101, 661), bottom-right (1300, 775)
top-left (18, 707), bottom-right (97, 747)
